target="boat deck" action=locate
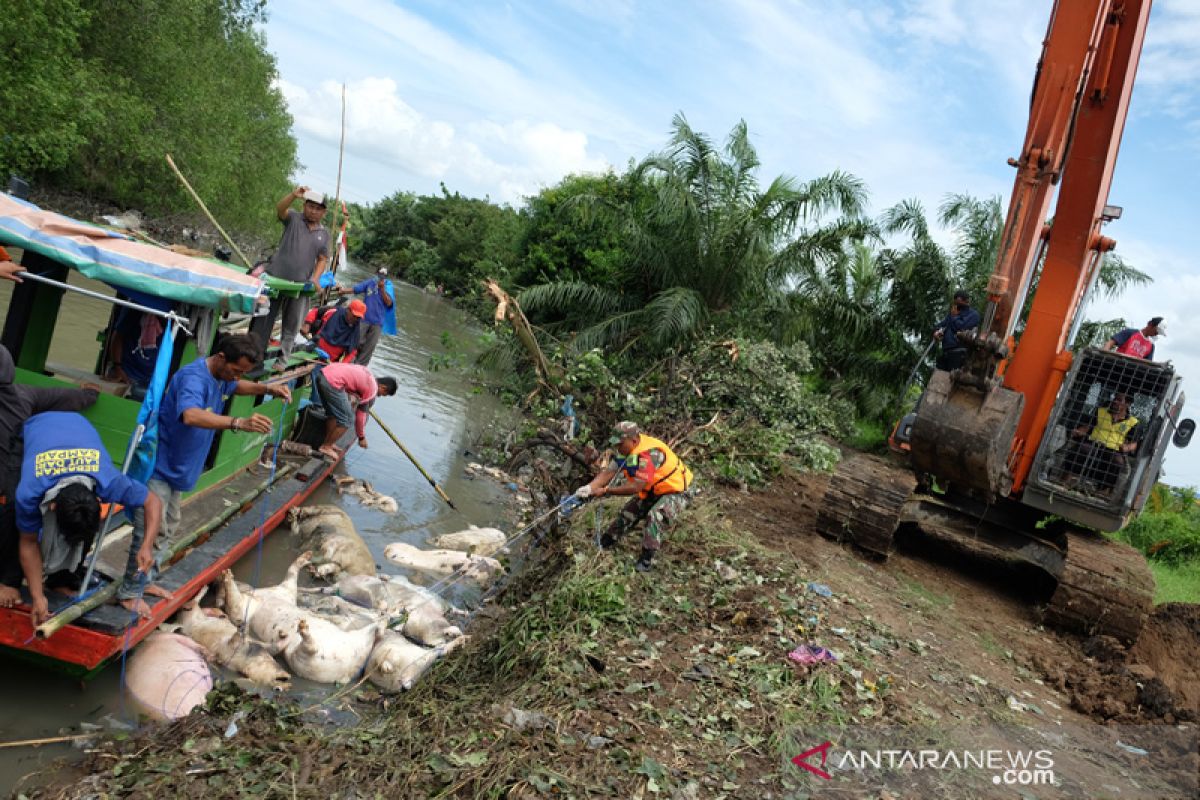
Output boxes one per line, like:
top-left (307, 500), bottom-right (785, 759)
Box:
top-left (0, 428), bottom-right (352, 677)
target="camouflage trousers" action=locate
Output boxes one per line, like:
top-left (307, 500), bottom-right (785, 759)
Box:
top-left (605, 488), bottom-right (693, 551)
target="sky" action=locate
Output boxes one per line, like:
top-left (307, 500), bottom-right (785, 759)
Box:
top-left (264, 0), bottom-right (1200, 488)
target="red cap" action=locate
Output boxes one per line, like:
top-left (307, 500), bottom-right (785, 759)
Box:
top-left (348, 299), bottom-right (367, 317)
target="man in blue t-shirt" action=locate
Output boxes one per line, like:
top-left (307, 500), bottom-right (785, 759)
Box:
top-left (117, 334), bottom-right (291, 607)
top-left (14, 412), bottom-right (162, 626)
top-left (340, 267), bottom-right (396, 366)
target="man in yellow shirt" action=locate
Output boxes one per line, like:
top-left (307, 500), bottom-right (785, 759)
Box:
top-left (1063, 393), bottom-right (1140, 493)
top-left (576, 421), bottom-right (694, 571)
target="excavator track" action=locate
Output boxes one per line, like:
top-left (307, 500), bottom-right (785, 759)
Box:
top-left (1045, 529), bottom-right (1154, 644)
top-left (816, 452), bottom-right (915, 557)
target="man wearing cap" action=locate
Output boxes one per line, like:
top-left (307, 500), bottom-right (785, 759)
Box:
top-left (315, 299), bottom-right (366, 363)
top-left (339, 268), bottom-right (396, 367)
top-left (575, 421), bottom-right (695, 572)
top-left (250, 186), bottom-right (331, 368)
top-left (932, 290), bottom-right (981, 371)
top-left (1103, 317), bottom-right (1164, 360)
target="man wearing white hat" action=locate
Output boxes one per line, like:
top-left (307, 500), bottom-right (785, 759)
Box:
top-left (250, 186), bottom-right (331, 368)
top-left (1103, 316), bottom-right (1165, 360)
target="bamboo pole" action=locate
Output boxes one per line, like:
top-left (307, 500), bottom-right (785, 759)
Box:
top-left (368, 409), bottom-right (457, 510)
top-left (164, 154), bottom-right (255, 270)
top-left (35, 465), bottom-right (291, 639)
top-left (0, 733), bottom-right (99, 750)
top-left (319, 84), bottom-right (348, 307)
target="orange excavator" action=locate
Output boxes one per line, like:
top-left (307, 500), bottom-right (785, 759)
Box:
top-left (819, 0), bottom-right (1194, 643)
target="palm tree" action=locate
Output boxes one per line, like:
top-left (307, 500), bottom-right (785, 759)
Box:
top-left (519, 113), bottom-right (870, 354)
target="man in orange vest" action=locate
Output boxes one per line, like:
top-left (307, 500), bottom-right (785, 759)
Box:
top-left (576, 420), bottom-right (694, 571)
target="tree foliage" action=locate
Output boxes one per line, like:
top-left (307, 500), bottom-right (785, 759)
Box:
top-left (0, 0), bottom-right (293, 236)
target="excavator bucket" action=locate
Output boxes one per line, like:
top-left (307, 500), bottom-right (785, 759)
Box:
top-left (909, 370), bottom-right (1024, 497)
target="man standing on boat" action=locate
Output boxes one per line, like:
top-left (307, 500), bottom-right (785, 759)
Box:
top-left (339, 267), bottom-right (396, 366)
top-left (0, 346), bottom-right (102, 611)
top-left (117, 334), bottom-right (290, 615)
top-left (309, 362), bottom-right (397, 460)
top-left (250, 187), bottom-right (330, 371)
top-left (11, 411), bottom-right (164, 626)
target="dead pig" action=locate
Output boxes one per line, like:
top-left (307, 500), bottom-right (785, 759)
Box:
top-left (431, 525), bottom-right (507, 557)
top-left (382, 542), bottom-right (504, 586)
top-left (125, 632), bottom-right (213, 721)
top-left (366, 631), bottom-right (468, 692)
top-left (290, 505), bottom-right (376, 578)
top-left (175, 587), bottom-right (290, 689)
top-left (335, 476), bottom-right (399, 514)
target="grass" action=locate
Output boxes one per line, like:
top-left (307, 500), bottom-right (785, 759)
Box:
top-left (36, 495), bottom-right (887, 799)
top-left (1150, 561), bottom-right (1200, 604)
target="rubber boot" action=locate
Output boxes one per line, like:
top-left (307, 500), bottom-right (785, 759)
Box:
top-left (635, 548), bottom-right (654, 572)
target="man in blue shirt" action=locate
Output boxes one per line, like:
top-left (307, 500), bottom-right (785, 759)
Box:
top-left (14, 412), bottom-right (162, 626)
top-left (341, 267), bottom-right (396, 366)
top-left (116, 334), bottom-right (291, 611)
top-left (933, 290), bottom-right (982, 371)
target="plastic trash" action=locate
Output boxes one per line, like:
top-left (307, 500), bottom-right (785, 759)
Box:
top-left (807, 582), bottom-right (833, 598)
top-left (1115, 740), bottom-right (1149, 756)
top-left (787, 644), bottom-right (838, 665)
top-left (558, 494), bottom-right (583, 519)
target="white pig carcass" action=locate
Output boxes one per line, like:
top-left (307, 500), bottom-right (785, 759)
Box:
top-left (290, 505), bottom-right (376, 578)
top-left (125, 632), bottom-right (213, 721)
top-left (175, 588), bottom-right (290, 689)
top-left (366, 631), bottom-right (468, 693)
top-left (382, 542), bottom-right (504, 585)
top-left (431, 525), bottom-right (507, 557)
top-left (283, 616), bottom-right (382, 684)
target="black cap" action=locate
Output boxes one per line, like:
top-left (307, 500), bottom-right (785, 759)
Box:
top-left (953, 290), bottom-right (970, 304)
top-left (1149, 316), bottom-right (1164, 327)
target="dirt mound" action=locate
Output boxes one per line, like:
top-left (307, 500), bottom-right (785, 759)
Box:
top-left (1130, 603), bottom-right (1200, 716)
top-left (1035, 604), bottom-right (1200, 723)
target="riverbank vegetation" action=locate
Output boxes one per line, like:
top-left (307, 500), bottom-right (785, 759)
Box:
top-left (1, 0), bottom-right (294, 235)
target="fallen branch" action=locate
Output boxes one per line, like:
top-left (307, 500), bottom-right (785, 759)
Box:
top-left (0, 733), bottom-right (98, 749)
top-left (482, 279), bottom-right (561, 394)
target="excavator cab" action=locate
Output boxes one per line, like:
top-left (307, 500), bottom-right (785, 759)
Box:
top-left (1024, 349), bottom-right (1188, 530)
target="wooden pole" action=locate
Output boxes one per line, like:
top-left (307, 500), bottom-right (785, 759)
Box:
top-left (368, 409), bottom-right (457, 510)
top-left (318, 84), bottom-right (348, 307)
top-left (0, 733), bottom-right (99, 750)
top-left (164, 154), bottom-right (255, 270)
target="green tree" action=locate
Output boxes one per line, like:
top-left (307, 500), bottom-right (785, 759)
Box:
top-left (0, 0), bottom-right (99, 175)
top-left (520, 113), bottom-right (870, 354)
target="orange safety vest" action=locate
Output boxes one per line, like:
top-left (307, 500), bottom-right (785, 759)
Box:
top-left (619, 434), bottom-right (693, 499)
top-left (1088, 408), bottom-right (1138, 451)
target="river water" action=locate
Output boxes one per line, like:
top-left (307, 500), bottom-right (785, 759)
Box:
top-left (0, 260), bottom-right (514, 794)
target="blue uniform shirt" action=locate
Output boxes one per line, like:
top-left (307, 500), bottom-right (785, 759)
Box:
top-left (152, 357), bottom-right (238, 492)
top-left (353, 277), bottom-right (397, 334)
top-left (15, 412), bottom-right (148, 535)
top-left (935, 306), bottom-right (982, 350)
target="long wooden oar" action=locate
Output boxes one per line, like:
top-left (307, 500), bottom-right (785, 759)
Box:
top-left (368, 409), bottom-right (457, 510)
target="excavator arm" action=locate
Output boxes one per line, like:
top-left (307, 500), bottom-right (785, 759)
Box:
top-left (909, 0), bottom-right (1151, 497)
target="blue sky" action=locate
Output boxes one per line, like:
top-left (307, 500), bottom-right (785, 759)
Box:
top-left (265, 0), bottom-right (1200, 487)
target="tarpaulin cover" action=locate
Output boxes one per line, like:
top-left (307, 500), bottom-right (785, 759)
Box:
top-left (0, 193), bottom-right (264, 313)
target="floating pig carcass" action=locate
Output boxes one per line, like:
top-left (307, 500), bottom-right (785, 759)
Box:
top-left (290, 505), bottom-right (376, 579)
top-left (431, 525), bottom-right (507, 557)
top-left (382, 542), bottom-right (504, 586)
top-left (175, 588), bottom-right (290, 689)
top-left (366, 631), bottom-right (468, 693)
top-left (125, 632), bottom-right (213, 721)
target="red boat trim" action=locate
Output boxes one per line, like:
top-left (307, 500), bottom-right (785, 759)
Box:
top-left (0, 443), bottom-right (347, 676)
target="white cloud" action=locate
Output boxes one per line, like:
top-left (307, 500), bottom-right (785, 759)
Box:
top-left (279, 77), bottom-right (609, 204)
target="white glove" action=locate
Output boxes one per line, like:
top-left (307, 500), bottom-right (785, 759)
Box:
top-left (574, 484), bottom-right (593, 499)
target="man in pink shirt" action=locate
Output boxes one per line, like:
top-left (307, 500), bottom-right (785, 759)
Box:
top-left (311, 362), bottom-right (397, 459)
